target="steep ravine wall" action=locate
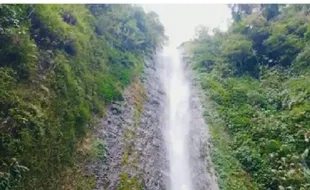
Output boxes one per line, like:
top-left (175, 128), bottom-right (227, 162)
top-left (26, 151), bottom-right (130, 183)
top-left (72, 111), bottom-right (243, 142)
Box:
top-left (182, 53), bottom-right (220, 190)
top-left (86, 57), bottom-right (167, 190)
top-left (86, 50), bottom-right (221, 190)
top-left (186, 66), bottom-right (219, 190)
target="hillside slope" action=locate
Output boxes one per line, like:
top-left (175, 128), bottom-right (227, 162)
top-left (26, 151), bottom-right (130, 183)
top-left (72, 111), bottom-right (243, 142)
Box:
top-left (0, 4), bottom-right (166, 189)
top-left (183, 4), bottom-right (310, 190)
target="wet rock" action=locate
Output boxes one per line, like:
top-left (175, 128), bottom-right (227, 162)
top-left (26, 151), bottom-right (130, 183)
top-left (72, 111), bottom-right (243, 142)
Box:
top-left (86, 57), bottom-right (167, 190)
top-left (185, 61), bottom-right (220, 190)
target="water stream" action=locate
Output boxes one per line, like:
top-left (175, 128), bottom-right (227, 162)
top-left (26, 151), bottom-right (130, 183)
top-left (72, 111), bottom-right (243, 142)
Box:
top-left (161, 46), bottom-right (193, 190)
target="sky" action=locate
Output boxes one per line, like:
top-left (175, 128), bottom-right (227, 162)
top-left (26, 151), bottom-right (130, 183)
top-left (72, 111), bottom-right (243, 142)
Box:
top-left (142, 4), bottom-right (232, 48)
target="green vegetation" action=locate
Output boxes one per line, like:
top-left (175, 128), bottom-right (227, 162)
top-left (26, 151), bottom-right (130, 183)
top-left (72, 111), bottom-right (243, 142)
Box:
top-left (119, 173), bottom-right (142, 190)
top-left (0, 4), bottom-right (166, 189)
top-left (184, 4), bottom-right (310, 190)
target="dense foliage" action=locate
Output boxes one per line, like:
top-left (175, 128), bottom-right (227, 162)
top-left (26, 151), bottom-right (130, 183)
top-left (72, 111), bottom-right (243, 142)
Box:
top-left (184, 4), bottom-right (310, 190)
top-left (0, 4), bottom-right (166, 189)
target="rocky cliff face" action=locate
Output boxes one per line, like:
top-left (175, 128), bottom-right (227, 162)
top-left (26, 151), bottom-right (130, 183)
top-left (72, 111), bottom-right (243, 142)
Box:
top-left (181, 50), bottom-right (219, 190)
top-left (186, 67), bottom-right (219, 190)
top-left (87, 57), bottom-right (167, 190)
top-left (86, 51), bottom-right (220, 190)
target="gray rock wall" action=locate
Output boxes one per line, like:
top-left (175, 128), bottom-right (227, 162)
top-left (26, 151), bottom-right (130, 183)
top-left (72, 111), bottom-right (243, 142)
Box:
top-left (186, 68), bottom-right (219, 190)
top-left (183, 51), bottom-right (219, 190)
top-left (87, 57), bottom-right (167, 190)
top-left (86, 51), bottom-right (220, 190)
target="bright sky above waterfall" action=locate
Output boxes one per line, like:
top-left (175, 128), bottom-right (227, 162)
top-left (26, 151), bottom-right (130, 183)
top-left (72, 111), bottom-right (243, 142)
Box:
top-left (142, 4), bottom-right (232, 48)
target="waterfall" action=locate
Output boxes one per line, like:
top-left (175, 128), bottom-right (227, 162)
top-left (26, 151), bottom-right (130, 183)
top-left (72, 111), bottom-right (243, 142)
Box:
top-left (160, 45), bottom-right (193, 190)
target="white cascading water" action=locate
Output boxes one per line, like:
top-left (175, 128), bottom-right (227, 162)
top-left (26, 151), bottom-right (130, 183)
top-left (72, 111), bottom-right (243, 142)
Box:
top-left (161, 45), bottom-right (192, 190)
